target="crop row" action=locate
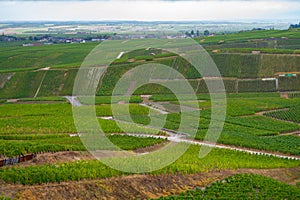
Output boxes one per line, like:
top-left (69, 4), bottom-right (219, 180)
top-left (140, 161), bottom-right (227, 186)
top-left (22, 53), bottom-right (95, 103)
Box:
top-left (0, 145), bottom-right (298, 185)
top-left (0, 43), bottom-right (97, 72)
top-left (156, 174), bottom-right (300, 200)
top-left (0, 134), bottom-right (165, 158)
top-left (264, 107), bottom-right (300, 123)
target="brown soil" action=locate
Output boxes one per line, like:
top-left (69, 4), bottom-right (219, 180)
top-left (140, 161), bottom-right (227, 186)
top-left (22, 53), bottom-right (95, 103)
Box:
top-left (9, 142), bottom-right (169, 168)
top-left (14, 101), bottom-right (64, 104)
top-left (13, 151), bottom-right (95, 167)
top-left (0, 167), bottom-right (299, 200)
top-left (133, 141), bottom-right (169, 153)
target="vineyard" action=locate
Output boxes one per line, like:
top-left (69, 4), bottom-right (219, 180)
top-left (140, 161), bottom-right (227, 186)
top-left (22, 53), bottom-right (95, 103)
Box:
top-left (0, 43), bottom-right (97, 72)
top-left (156, 174), bottom-right (300, 199)
top-left (0, 145), bottom-right (298, 185)
top-left (0, 37), bottom-right (300, 99)
top-left (0, 27), bottom-right (300, 199)
top-left (264, 107), bottom-right (300, 123)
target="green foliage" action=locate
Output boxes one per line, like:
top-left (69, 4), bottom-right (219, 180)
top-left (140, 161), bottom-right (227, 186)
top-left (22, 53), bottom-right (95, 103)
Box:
top-left (79, 95), bottom-right (142, 105)
top-left (197, 29), bottom-right (300, 45)
top-left (0, 103), bottom-right (161, 135)
top-left (156, 174), bottom-right (300, 200)
top-left (289, 92), bottom-right (300, 98)
top-left (219, 47), bottom-right (300, 54)
top-left (226, 97), bottom-right (296, 116)
top-left (204, 53), bottom-right (260, 78)
top-left (259, 55), bottom-right (300, 78)
top-left (0, 134), bottom-right (165, 157)
top-left (98, 119), bottom-right (160, 134)
top-left (264, 107), bottom-right (300, 123)
top-left (95, 104), bottom-right (150, 116)
top-left (0, 102), bottom-right (72, 117)
top-left (0, 136), bottom-right (85, 157)
top-left (37, 69), bottom-right (79, 97)
top-left (0, 193), bottom-right (10, 200)
top-left (18, 96), bottom-right (65, 102)
top-left (278, 76), bottom-right (300, 91)
top-left (217, 129), bottom-right (300, 155)
top-left (238, 79), bottom-right (276, 92)
top-left (0, 43), bottom-right (97, 72)
top-left (0, 71), bottom-right (45, 98)
top-left (226, 115), bottom-right (300, 133)
top-left (0, 145), bottom-right (298, 185)
top-left (97, 63), bottom-right (136, 96)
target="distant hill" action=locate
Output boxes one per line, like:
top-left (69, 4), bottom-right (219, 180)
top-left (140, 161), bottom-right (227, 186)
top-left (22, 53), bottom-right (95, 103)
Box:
top-left (0, 29), bottom-right (300, 98)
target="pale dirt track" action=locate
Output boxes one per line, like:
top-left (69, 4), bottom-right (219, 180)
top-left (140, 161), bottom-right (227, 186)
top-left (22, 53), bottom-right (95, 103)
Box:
top-left (65, 97), bottom-right (300, 160)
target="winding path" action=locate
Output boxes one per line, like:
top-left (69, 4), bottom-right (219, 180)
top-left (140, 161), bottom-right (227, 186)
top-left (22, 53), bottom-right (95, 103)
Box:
top-left (122, 131), bottom-right (300, 160)
top-left (64, 96), bottom-right (82, 106)
top-left (67, 98), bottom-right (300, 160)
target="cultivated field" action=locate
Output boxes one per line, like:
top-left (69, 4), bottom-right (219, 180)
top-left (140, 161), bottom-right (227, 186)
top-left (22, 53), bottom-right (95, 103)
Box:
top-left (0, 28), bottom-right (300, 199)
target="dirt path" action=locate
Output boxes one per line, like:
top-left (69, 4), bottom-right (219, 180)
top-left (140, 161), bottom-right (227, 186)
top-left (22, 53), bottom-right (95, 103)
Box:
top-left (64, 96), bottom-right (82, 106)
top-left (124, 132), bottom-right (300, 160)
top-left (6, 141), bottom-right (169, 168)
top-left (11, 151), bottom-right (94, 167)
top-left (255, 108), bottom-right (289, 116)
top-left (66, 95), bottom-right (299, 160)
top-left (1, 167), bottom-right (299, 200)
top-left (121, 102), bottom-right (300, 160)
top-left (140, 103), bottom-right (168, 114)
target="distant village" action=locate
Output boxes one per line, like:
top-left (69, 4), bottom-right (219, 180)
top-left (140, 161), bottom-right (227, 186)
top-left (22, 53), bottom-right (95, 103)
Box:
top-left (0, 29), bottom-right (214, 47)
top-left (0, 33), bottom-right (112, 47)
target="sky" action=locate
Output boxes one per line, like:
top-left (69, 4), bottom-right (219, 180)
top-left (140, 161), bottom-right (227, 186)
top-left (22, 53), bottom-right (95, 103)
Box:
top-left (0, 0), bottom-right (299, 22)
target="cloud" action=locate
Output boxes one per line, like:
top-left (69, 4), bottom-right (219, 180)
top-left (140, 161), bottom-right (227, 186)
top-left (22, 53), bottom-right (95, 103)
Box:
top-left (0, 0), bottom-right (299, 21)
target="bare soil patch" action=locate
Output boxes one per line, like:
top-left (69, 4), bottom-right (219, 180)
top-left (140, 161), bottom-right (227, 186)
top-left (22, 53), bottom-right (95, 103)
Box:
top-left (13, 151), bottom-right (94, 167)
top-left (8, 142), bottom-right (169, 168)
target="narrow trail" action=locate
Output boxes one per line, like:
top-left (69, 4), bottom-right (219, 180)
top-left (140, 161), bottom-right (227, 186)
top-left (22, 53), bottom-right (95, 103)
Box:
top-left (34, 71), bottom-right (47, 98)
top-left (67, 98), bottom-right (300, 160)
top-left (122, 132), bottom-right (300, 160)
top-left (64, 96), bottom-right (82, 106)
top-left (140, 103), bottom-right (168, 114)
top-left (255, 108), bottom-right (289, 116)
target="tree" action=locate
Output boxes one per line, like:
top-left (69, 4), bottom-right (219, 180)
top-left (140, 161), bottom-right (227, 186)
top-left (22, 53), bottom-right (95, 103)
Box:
top-left (289, 22), bottom-right (300, 29)
top-left (196, 30), bottom-right (200, 37)
top-left (191, 30), bottom-right (195, 36)
top-left (185, 31), bottom-right (191, 37)
top-left (204, 30), bottom-right (210, 36)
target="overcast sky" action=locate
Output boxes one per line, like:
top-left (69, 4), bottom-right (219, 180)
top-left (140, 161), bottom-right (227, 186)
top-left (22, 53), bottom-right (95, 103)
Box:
top-left (0, 0), bottom-right (299, 21)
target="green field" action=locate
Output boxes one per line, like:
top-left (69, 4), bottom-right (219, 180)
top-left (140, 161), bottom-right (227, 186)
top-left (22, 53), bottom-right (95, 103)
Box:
top-left (0, 27), bottom-right (300, 199)
top-left (0, 145), bottom-right (298, 185)
top-left (156, 174), bottom-right (300, 200)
